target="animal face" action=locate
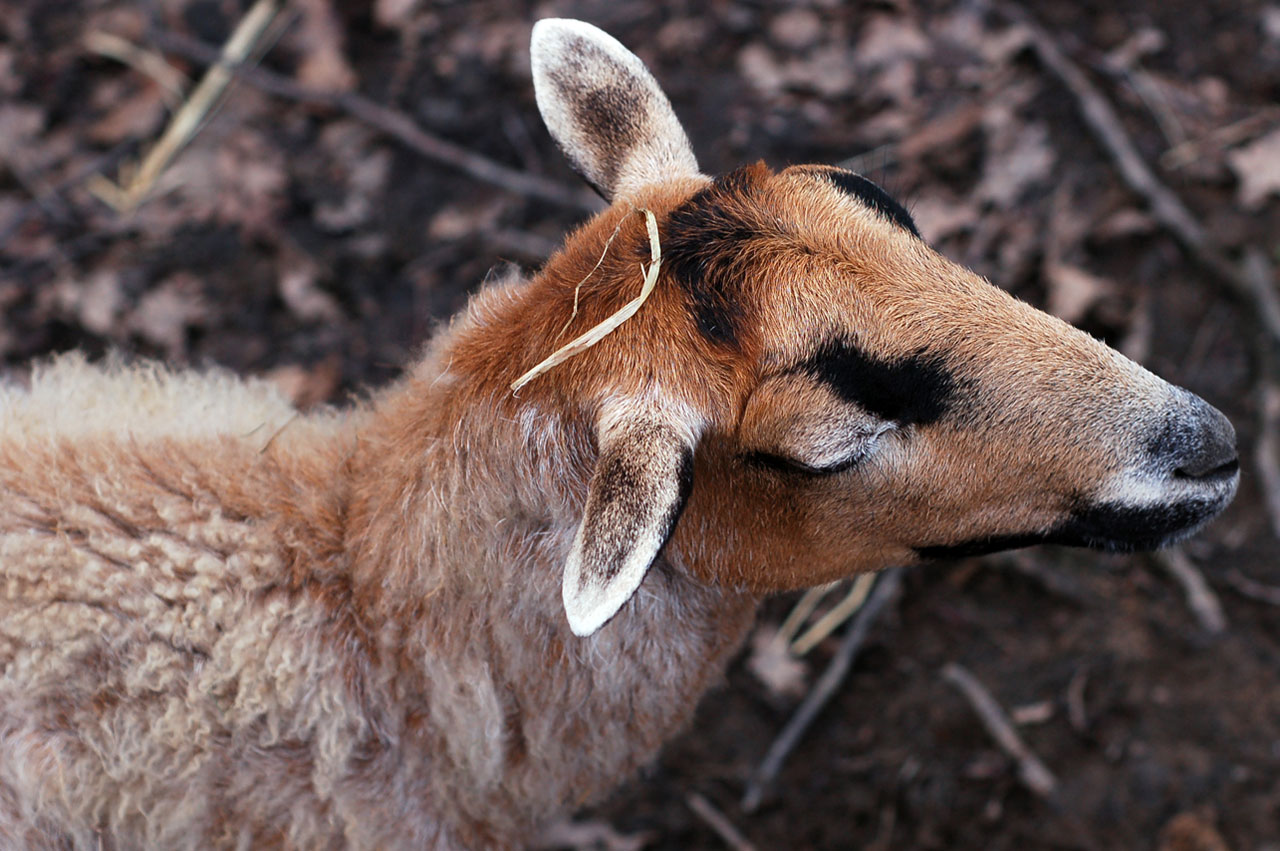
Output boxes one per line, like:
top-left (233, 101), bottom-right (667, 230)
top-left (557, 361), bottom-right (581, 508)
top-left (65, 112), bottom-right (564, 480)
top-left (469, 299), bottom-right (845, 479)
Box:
top-left (524, 19), bottom-right (1238, 635)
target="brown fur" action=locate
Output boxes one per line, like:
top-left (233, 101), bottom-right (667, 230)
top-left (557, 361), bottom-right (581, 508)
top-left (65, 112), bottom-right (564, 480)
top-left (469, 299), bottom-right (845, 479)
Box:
top-left (0, 19), bottom-right (1235, 850)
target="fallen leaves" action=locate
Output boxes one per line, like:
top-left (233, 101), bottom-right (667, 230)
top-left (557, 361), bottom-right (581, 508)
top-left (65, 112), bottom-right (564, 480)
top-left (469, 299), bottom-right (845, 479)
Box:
top-left (745, 624), bottom-right (808, 700)
top-left (1227, 127), bottom-right (1280, 209)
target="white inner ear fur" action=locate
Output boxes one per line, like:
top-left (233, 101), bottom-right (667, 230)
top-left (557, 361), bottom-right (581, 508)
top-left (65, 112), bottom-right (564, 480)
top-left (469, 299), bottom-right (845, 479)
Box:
top-left (531, 18), bottom-right (701, 201)
top-left (562, 400), bottom-right (700, 637)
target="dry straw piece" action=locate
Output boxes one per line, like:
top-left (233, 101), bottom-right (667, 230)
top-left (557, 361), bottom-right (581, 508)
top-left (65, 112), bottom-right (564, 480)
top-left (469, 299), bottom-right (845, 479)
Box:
top-left (510, 209), bottom-right (661, 393)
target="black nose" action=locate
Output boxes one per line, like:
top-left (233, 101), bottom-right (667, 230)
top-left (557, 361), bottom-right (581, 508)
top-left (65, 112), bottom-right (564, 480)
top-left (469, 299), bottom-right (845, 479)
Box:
top-left (1167, 398), bottom-right (1238, 481)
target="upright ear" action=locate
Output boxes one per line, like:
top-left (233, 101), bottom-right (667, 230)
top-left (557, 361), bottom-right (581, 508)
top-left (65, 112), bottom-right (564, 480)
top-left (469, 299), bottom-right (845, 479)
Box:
top-left (562, 403), bottom-right (698, 636)
top-left (531, 18), bottom-right (701, 201)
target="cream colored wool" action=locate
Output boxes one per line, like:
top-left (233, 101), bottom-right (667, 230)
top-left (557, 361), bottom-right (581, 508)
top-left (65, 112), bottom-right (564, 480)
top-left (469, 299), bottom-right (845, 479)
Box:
top-left (0, 319), bottom-right (754, 850)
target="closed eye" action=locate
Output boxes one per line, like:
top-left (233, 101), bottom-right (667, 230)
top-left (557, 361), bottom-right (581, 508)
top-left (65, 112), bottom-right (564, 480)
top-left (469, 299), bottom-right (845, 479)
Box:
top-left (743, 423), bottom-right (894, 477)
top-left (744, 450), bottom-right (866, 477)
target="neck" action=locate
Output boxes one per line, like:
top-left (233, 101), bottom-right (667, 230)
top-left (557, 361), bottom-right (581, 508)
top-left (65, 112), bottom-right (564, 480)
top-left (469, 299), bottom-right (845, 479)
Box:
top-left (341, 287), bottom-right (758, 843)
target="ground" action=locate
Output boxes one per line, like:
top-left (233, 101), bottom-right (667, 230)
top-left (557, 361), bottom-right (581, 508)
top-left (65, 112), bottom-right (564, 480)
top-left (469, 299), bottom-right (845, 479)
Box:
top-left (2, 1), bottom-right (1280, 849)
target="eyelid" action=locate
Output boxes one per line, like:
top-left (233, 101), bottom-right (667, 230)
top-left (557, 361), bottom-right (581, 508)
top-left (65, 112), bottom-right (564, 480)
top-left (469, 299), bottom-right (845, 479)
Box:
top-left (747, 423), bottom-right (895, 477)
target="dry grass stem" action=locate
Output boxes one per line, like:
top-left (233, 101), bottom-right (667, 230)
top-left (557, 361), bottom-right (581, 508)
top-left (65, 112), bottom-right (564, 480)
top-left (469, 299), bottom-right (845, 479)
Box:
top-left (89, 0), bottom-right (281, 211)
top-left (556, 213), bottom-right (634, 341)
top-left (776, 581), bottom-right (839, 646)
top-left (83, 31), bottom-right (189, 107)
top-left (742, 568), bottom-right (903, 812)
top-left (942, 662), bottom-right (1058, 799)
top-left (685, 793), bottom-right (757, 851)
top-left (511, 209), bottom-right (661, 392)
top-left (791, 573), bottom-right (876, 655)
top-left (148, 28), bottom-right (600, 213)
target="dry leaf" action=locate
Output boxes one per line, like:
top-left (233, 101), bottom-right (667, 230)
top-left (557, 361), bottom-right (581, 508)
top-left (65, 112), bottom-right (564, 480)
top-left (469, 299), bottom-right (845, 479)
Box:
top-left (1264, 6), bottom-right (1280, 44)
top-left (87, 84), bottom-right (165, 144)
top-left (292, 0), bottom-right (357, 92)
top-left (1227, 128), bottom-right (1280, 209)
top-left (264, 358), bottom-right (341, 409)
top-left (1157, 810), bottom-right (1231, 851)
top-left (746, 624), bottom-right (808, 699)
top-left (278, 249), bottom-right (341, 323)
top-left (977, 111), bottom-right (1056, 208)
top-left (75, 271), bottom-right (124, 336)
top-left (854, 15), bottom-right (930, 69)
top-left (908, 195), bottom-right (975, 244)
top-left (374, 0), bottom-right (420, 29)
top-left (131, 273), bottom-right (208, 356)
top-left (769, 9), bottom-right (822, 51)
top-left (1045, 262), bottom-right (1114, 324)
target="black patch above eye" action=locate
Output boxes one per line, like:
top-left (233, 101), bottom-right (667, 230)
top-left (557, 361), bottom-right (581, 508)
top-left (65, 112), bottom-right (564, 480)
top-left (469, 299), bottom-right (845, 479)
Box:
top-left (818, 168), bottom-right (920, 239)
top-left (799, 339), bottom-right (955, 426)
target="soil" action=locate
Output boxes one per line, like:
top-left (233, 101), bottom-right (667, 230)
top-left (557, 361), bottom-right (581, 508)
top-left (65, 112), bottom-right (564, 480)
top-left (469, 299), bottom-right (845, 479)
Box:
top-left (2, 1), bottom-right (1279, 849)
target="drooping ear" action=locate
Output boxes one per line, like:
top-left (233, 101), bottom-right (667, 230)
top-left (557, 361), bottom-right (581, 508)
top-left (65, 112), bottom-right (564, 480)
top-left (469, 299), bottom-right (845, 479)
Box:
top-left (562, 404), bottom-right (697, 636)
top-left (531, 18), bottom-right (701, 201)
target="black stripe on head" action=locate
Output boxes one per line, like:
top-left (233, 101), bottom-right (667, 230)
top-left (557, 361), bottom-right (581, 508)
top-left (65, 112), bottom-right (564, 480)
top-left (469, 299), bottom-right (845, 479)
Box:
top-left (662, 165), bottom-right (773, 347)
top-left (799, 339), bottom-right (956, 426)
top-left (811, 167), bottom-right (920, 239)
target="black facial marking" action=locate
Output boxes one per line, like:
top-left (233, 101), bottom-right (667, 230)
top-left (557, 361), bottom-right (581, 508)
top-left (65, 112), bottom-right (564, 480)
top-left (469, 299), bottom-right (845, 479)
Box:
top-left (662, 166), bottom-right (771, 347)
top-left (799, 339), bottom-right (956, 426)
top-left (814, 168), bottom-right (920, 239)
top-left (914, 498), bottom-right (1221, 561)
top-left (1056, 500), bottom-right (1218, 552)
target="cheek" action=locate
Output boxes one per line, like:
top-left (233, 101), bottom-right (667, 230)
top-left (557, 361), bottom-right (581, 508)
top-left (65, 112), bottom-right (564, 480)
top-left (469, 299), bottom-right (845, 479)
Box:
top-left (670, 452), bottom-right (918, 592)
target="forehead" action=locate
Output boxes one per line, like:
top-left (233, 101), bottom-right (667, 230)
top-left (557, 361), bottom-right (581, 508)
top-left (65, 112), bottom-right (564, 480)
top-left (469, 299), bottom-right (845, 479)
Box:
top-left (661, 162), bottom-right (934, 359)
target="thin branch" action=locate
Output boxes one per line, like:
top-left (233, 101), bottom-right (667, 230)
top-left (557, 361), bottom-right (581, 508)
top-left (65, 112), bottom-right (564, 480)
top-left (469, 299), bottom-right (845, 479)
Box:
top-left (942, 662), bottom-right (1058, 799)
top-left (146, 28), bottom-right (600, 214)
top-left (741, 567), bottom-right (903, 812)
top-left (1150, 548), bottom-right (1228, 634)
top-left (685, 793), bottom-right (757, 851)
top-left (1223, 569), bottom-right (1280, 606)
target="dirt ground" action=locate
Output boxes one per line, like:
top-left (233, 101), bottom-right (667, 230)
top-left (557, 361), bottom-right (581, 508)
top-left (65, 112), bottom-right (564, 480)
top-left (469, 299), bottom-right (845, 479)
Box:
top-left (3, 1), bottom-right (1280, 849)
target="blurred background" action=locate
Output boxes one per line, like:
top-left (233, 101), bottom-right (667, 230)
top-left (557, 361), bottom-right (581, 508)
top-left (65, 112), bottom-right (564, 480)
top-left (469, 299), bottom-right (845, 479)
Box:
top-left (2, 1), bottom-right (1279, 848)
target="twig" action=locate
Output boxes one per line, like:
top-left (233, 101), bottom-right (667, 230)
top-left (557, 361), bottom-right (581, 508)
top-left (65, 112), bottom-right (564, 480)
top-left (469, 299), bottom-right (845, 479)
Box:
top-left (1066, 665), bottom-right (1090, 733)
top-left (0, 141), bottom-right (137, 250)
top-left (90, 0), bottom-right (283, 211)
top-left (532, 818), bottom-right (653, 851)
top-left (1150, 548), bottom-right (1227, 634)
top-left (1223, 569), bottom-right (1280, 606)
top-left (941, 662), bottom-right (1058, 799)
top-left (994, 1), bottom-right (1280, 347)
top-left (685, 792), bottom-right (757, 851)
top-left (986, 552), bottom-right (1090, 605)
top-left (1160, 109), bottom-right (1280, 170)
top-left (741, 567), bottom-right (903, 812)
top-left (1253, 300), bottom-right (1280, 540)
top-left (147, 29), bottom-right (600, 214)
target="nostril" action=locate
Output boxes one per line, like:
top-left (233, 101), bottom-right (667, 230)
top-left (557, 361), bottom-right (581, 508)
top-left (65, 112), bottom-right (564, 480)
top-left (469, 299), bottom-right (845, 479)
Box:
top-left (1150, 396), bottom-right (1237, 482)
top-left (1175, 457), bottom-right (1239, 481)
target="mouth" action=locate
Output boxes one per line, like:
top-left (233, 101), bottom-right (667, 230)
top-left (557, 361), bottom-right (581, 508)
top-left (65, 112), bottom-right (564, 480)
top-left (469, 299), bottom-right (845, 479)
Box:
top-left (915, 468), bottom-right (1239, 561)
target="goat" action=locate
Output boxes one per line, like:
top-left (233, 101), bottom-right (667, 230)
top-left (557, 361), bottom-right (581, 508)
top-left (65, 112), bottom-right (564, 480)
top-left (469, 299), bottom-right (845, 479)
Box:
top-left (0, 18), bottom-right (1238, 850)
